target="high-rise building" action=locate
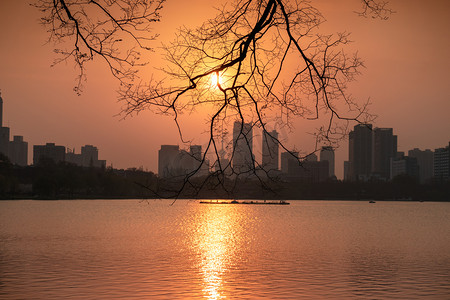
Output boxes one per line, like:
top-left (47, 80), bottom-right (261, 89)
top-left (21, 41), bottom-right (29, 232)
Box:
top-left (281, 150), bottom-right (328, 182)
top-left (372, 127), bottom-right (397, 180)
top-left (0, 127), bottom-right (9, 158)
top-left (262, 130), bottom-right (279, 173)
top-left (305, 152), bottom-right (318, 162)
top-left (348, 124), bottom-right (372, 181)
top-left (81, 145), bottom-right (99, 167)
top-left (408, 148), bottom-right (434, 184)
top-left (33, 143), bottom-right (66, 164)
top-left (343, 161), bottom-right (350, 181)
top-left (9, 136), bottom-right (28, 166)
top-left (320, 146), bottom-right (335, 178)
top-left (158, 144), bottom-right (208, 178)
top-left (280, 151), bottom-right (298, 174)
top-left (433, 142), bottom-right (449, 182)
top-left (0, 93), bottom-right (10, 158)
top-left (177, 145), bottom-right (209, 177)
top-left (0, 92), bottom-right (3, 127)
top-left (0, 93), bottom-right (29, 165)
top-left (391, 154), bottom-right (419, 180)
top-left (232, 121), bottom-right (253, 173)
top-left (158, 145), bottom-right (180, 178)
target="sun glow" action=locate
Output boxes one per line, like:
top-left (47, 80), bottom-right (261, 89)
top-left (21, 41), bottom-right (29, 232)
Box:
top-left (211, 72), bottom-right (223, 89)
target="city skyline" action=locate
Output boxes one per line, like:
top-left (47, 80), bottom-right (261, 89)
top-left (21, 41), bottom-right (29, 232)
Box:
top-left (1, 90), bottom-right (449, 181)
top-left (0, 0), bottom-right (449, 179)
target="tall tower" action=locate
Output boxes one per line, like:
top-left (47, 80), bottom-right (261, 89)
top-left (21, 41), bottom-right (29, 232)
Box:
top-left (348, 124), bottom-right (372, 181)
top-left (262, 129), bottom-right (279, 172)
top-left (0, 91), bottom-right (3, 126)
top-left (408, 148), bottom-right (434, 184)
top-left (372, 127), bottom-right (397, 180)
top-left (232, 121), bottom-right (253, 173)
top-left (320, 146), bottom-right (335, 178)
top-left (0, 92), bottom-right (10, 157)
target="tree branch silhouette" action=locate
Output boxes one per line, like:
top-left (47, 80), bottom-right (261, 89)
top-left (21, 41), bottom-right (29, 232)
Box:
top-left (34, 0), bottom-right (165, 94)
top-left (36, 0), bottom-right (391, 198)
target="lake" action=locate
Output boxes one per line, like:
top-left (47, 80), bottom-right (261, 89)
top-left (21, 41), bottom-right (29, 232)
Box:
top-left (1, 200), bottom-right (449, 299)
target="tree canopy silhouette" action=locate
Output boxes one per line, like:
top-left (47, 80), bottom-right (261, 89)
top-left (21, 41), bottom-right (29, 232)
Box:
top-left (35, 0), bottom-right (392, 197)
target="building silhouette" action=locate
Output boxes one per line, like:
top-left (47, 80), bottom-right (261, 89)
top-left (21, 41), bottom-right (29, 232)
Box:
top-left (0, 93), bottom-right (10, 158)
top-left (0, 127), bottom-right (9, 159)
top-left (347, 124), bottom-right (398, 181)
top-left (408, 148), bottom-right (434, 184)
top-left (280, 151), bottom-right (298, 174)
top-left (320, 146), bottom-right (335, 178)
top-left (343, 160), bottom-right (350, 181)
top-left (158, 145), bottom-right (180, 178)
top-left (372, 127), bottom-right (397, 180)
top-left (9, 136), bottom-right (28, 166)
top-left (212, 148), bottom-right (231, 175)
top-left (0, 93), bottom-right (28, 165)
top-left (348, 124), bottom-right (373, 181)
top-left (305, 152), bottom-right (318, 162)
top-left (66, 145), bottom-right (106, 168)
top-left (158, 145), bottom-right (209, 178)
top-left (281, 150), bottom-right (328, 182)
top-left (262, 129), bottom-right (279, 174)
top-left (391, 153), bottom-right (419, 180)
top-left (232, 121), bottom-right (253, 174)
top-left (33, 143), bottom-right (65, 164)
top-left (433, 142), bottom-right (449, 182)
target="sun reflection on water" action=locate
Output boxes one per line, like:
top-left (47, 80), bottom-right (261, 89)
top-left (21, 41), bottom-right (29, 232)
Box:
top-left (191, 205), bottom-right (243, 299)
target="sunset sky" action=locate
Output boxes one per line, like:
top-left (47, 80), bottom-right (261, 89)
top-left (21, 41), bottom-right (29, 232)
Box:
top-left (0, 0), bottom-right (449, 178)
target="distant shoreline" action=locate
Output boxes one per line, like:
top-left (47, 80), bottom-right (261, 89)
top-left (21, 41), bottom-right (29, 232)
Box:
top-left (1, 198), bottom-right (449, 202)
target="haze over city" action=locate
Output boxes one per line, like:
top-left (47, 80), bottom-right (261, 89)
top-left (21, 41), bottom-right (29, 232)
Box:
top-left (0, 0), bottom-right (449, 178)
top-left (1, 2), bottom-right (450, 299)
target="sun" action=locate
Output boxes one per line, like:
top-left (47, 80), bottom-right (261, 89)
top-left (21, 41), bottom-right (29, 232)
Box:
top-left (210, 72), bottom-right (222, 89)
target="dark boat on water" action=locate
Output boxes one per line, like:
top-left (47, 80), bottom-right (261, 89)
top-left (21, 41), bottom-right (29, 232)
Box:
top-left (199, 200), bottom-right (290, 205)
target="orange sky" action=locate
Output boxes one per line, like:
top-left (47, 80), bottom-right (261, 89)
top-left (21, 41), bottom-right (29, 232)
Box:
top-left (0, 0), bottom-right (449, 178)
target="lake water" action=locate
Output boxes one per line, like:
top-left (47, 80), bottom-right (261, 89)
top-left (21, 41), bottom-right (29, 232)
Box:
top-left (0, 200), bottom-right (449, 299)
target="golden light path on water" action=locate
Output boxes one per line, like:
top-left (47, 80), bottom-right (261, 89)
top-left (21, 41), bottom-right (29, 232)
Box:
top-left (190, 204), bottom-right (245, 299)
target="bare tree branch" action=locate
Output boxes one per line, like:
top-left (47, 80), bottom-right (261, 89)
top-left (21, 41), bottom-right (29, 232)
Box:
top-left (36, 0), bottom-right (392, 198)
top-left (33, 0), bottom-right (165, 94)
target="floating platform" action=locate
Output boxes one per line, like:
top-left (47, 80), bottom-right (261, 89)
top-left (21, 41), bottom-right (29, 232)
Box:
top-left (199, 200), bottom-right (290, 205)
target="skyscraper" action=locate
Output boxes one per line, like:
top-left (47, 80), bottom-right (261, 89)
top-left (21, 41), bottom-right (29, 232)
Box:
top-left (262, 129), bottom-right (279, 173)
top-left (158, 145), bottom-right (180, 178)
top-left (320, 146), bottom-right (335, 178)
top-left (372, 127), bottom-right (397, 180)
top-left (408, 148), bottom-right (434, 184)
top-left (280, 151), bottom-right (298, 174)
top-left (9, 136), bottom-right (28, 166)
top-left (0, 93), bottom-right (10, 158)
top-left (348, 124), bottom-right (373, 181)
top-left (434, 142), bottom-right (449, 182)
top-left (232, 121), bottom-right (253, 174)
top-left (0, 93), bottom-right (29, 165)
top-left (0, 91), bottom-right (3, 127)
